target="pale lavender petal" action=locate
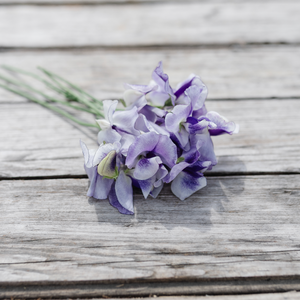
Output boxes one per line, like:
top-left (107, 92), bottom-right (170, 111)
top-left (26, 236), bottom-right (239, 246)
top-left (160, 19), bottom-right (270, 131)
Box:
top-left (85, 166), bottom-right (113, 199)
top-left (152, 61), bottom-right (176, 105)
top-left (92, 143), bottom-right (115, 167)
top-left (113, 106), bottom-right (140, 135)
top-left (165, 104), bottom-right (191, 133)
top-left (109, 182), bottom-right (134, 215)
top-left (93, 176), bottom-right (114, 199)
top-left (192, 104), bottom-right (208, 118)
top-left (173, 130), bottom-right (190, 150)
top-left (164, 161), bottom-right (190, 183)
top-left (153, 134), bottom-right (177, 167)
top-left (206, 111), bottom-right (238, 136)
top-left (119, 133), bottom-right (137, 156)
top-left (152, 61), bottom-right (169, 89)
top-left (80, 140), bottom-right (91, 166)
top-left (196, 130), bottom-right (218, 167)
top-left (98, 128), bottom-right (121, 145)
top-left (171, 172), bottom-right (207, 201)
top-left (150, 184), bottom-right (164, 198)
top-left (103, 100), bottom-right (118, 125)
top-left (123, 89), bottom-right (147, 109)
top-left (184, 85), bottom-right (203, 109)
top-left (133, 157), bottom-right (161, 180)
top-left (126, 132), bottom-right (160, 168)
top-left (85, 165), bottom-right (98, 195)
top-left (124, 82), bottom-right (156, 94)
top-left (137, 176), bottom-right (156, 199)
top-left (147, 91), bottom-right (170, 107)
top-left (155, 165), bottom-right (168, 182)
top-left (115, 170), bottom-right (134, 213)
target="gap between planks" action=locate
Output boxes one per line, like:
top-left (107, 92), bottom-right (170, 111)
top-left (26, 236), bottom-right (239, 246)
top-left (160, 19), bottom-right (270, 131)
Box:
top-left (1, 277), bottom-right (300, 298)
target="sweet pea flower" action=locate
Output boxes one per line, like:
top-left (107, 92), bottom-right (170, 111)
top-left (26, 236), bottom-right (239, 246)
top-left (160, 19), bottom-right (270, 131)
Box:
top-left (146, 61), bottom-right (176, 106)
top-left (81, 140), bottom-right (134, 215)
top-left (80, 62), bottom-right (238, 215)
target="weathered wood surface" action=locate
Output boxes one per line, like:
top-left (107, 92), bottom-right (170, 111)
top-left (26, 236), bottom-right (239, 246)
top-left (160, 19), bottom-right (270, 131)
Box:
top-left (1, 99), bottom-right (300, 178)
top-left (1, 175), bottom-right (300, 297)
top-left (1, 175), bottom-right (300, 279)
top-left (1, 2), bottom-right (300, 48)
top-left (1, 0), bottom-right (300, 298)
top-left (1, 46), bottom-right (300, 102)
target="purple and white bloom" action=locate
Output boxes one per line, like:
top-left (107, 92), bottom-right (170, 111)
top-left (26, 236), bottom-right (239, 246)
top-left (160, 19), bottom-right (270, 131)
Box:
top-left (81, 140), bottom-right (134, 215)
top-left (81, 61), bottom-right (239, 214)
top-left (126, 131), bottom-right (177, 198)
top-left (146, 62), bottom-right (176, 107)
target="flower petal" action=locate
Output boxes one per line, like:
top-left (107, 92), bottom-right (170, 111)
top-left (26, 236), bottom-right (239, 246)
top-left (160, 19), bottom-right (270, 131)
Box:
top-left (133, 157), bottom-right (161, 180)
top-left (165, 104), bottom-right (191, 133)
top-left (126, 132), bottom-right (160, 168)
top-left (108, 182), bottom-right (134, 215)
top-left (103, 100), bottom-right (118, 125)
top-left (115, 170), bottom-right (134, 213)
top-left (98, 128), bottom-right (121, 145)
top-left (92, 143), bottom-right (115, 167)
top-left (153, 134), bottom-right (177, 167)
top-left (171, 172), bottom-right (207, 201)
top-left (206, 111), bottom-right (239, 136)
top-left (137, 176), bottom-right (156, 199)
top-left (86, 166), bottom-right (113, 199)
top-left (113, 106), bottom-right (140, 135)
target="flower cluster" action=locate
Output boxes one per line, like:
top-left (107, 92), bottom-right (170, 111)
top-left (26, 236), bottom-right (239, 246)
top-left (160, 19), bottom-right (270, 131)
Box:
top-left (81, 62), bottom-right (238, 214)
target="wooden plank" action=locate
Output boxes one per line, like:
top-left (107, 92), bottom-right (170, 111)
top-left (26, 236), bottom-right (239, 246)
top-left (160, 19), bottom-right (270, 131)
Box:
top-left (1, 175), bottom-right (300, 288)
top-left (0, 103), bottom-right (97, 178)
top-left (0, 2), bottom-right (300, 48)
top-left (1, 46), bottom-right (300, 102)
top-left (1, 98), bottom-right (300, 178)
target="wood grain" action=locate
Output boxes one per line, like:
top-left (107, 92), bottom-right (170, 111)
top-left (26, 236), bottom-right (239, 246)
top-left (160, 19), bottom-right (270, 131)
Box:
top-left (0, 2), bottom-right (300, 48)
top-left (1, 99), bottom-right (300, 178)
top-left (1, 175), bottom-right (300, 286)
top-left (1, 46), bottom-right (300, 102)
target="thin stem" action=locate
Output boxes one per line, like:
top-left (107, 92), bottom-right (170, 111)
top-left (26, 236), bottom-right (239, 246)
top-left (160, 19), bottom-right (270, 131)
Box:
top-left (0, 83), bottom-right (99, 128)
top-left (1, 65), bottom-right (104, 118)
top-left (2, 65), bottom-right (61, 93)
top-left (0, 73), bottom-right (97, 115)
top-left (38, 67), bottom-right (102, 105)
top-left (39, 68), bottom-right (103, 115)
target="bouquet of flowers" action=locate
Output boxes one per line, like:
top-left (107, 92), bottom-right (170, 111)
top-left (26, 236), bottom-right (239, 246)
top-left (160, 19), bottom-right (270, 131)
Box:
top-left (0, 62), bottom-right (238, 215)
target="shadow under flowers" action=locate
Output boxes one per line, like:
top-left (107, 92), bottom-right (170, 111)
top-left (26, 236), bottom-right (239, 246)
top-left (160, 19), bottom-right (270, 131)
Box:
top-left (88, 156), bottom-right (246, 232)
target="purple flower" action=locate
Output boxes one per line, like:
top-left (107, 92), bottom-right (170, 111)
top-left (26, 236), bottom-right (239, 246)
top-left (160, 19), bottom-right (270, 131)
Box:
top-left (80, 62), bottom-right (239, 214)
top-left (80, 140), bottom-right (134, 215)
top-left (146, 62), bottom-right (176, 106)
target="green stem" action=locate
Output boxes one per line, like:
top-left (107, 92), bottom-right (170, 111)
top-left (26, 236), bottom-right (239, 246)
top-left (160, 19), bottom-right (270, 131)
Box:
top-left (39, 68), bottom-right (103, 115)
top-left (38, 67), bottom-right (102, 105)
top-left (2, 65), bottom-right (62, 93)
top-left (0, 73), bottom-right (97, 115)
top-left (1, 65), bottom-right (104, 118)
top-left (0, 83), bottom-right (98, 128)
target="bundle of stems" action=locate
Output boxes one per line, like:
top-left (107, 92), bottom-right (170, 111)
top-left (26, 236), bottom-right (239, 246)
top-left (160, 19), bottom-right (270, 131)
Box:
top-left (0, 66), bottom-right (117, 128)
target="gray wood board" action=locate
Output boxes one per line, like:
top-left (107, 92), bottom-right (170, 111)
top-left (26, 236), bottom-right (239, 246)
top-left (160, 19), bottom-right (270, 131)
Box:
top-left (1, 98), bottom-right (300, 178)
top-left (1, 175), bottom-right (300, 286)
top-left (0, 2), bottom-right (300, 48)
top-left (1, 46), bottom-right (300, 102)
